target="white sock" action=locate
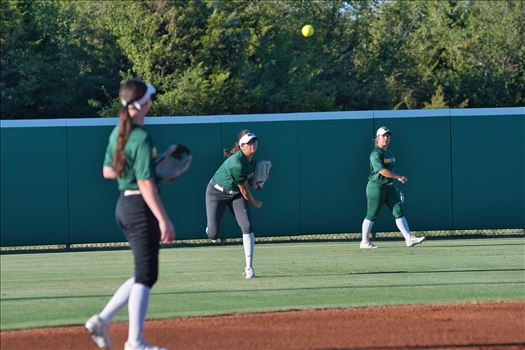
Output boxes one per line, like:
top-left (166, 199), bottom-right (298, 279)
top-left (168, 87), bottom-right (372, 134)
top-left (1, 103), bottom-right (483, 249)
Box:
top-left (395, 217), bottom-right (412, 240)
top-left (362, 219), bottom-right (374, 242)
top-left (128, 283), bottom-right (150, 345)
top-left (99, 277), bottom-right (135, 323)
top-left (243, 232), bottom-right (254, 269)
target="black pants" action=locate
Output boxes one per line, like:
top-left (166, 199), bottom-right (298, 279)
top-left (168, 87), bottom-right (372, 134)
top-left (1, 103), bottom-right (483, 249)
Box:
top-left (115, 193), bottom-right (160, 288)
top-left (205, 182), bottom-right (252, 240)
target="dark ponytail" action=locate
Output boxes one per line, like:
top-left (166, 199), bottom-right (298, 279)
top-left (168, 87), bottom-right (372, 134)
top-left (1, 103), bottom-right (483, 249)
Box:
top-left (223, 129), bottom-right (251, 157)
top-left (112, 80), bottom-right (147, 177)
top-left (112, 107), bottom-right (133, 177)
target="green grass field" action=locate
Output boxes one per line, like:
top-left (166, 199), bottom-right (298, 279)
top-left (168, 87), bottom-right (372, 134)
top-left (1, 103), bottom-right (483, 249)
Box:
top-left (1, 238), bottom-right (524, 331)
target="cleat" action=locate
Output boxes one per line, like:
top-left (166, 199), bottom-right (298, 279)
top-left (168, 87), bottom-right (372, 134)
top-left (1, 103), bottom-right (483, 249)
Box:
top-left (406, 236), bottom-right (426, 247)
top-left (124, 341), bottom-right (166, 350)
top-left (85, 314), bottom-right (111, 350)
top-left (242, 267), bottom-right (256, 279)
top-left (360, 241), bottom-right (377, 249)
top-left (206, 226), bottom-right (221, 244)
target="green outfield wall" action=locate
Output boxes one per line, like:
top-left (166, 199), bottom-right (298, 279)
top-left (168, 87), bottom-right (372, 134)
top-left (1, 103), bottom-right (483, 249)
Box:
top-left (1, 107), bottom-right (524, 246)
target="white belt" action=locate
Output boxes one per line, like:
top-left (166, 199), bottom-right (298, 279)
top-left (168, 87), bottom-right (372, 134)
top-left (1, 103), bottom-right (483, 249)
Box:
top-left (123, 189), bottom-right (141, 196)
top-left (211, 182), bottom-right (239, 195)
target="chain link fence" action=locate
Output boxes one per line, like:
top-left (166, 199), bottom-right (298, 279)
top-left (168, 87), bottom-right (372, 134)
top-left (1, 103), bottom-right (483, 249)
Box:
top-left (1, 229), bottom-right (523, 254)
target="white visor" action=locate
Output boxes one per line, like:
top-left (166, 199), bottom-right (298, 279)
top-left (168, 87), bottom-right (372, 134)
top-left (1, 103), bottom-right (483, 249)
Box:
top-left (376, 126), bottom-right (391, 137)
top-left (121, 83), bottom-right (156, 110)
top-left (238, 133), bottom-right (258, 146)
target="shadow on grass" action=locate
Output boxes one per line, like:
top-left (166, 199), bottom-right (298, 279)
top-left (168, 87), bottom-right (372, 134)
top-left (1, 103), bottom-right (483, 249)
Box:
top-left (3, 279), bottom-right (524, 302)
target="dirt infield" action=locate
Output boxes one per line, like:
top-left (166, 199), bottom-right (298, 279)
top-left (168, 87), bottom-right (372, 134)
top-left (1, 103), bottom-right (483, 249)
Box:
top-left (1, 301), bottom-right (524, 350)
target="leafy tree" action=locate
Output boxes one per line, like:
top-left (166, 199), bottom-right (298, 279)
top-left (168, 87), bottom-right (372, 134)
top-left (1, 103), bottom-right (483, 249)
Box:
top-left (423, 85), bottom-right (448, 109)
top-left (0, 1), bottom-right (126, 118)
top-left (366, 0), bottom-right (524, 109)
top-left (94, 0), bottom-right (252, 116)
top-left (2, 0), bottom-right (523, 119)
top-left (453, 0), bottom-right (525, 107)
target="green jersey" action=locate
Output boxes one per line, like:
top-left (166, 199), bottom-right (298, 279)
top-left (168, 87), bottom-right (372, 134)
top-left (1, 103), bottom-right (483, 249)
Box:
top-left (368, 146), bottom-right (396, 185)
top-left (104, 125), bottom-right (157, 191)
top-left (212, 151), bottom-right (256, 190)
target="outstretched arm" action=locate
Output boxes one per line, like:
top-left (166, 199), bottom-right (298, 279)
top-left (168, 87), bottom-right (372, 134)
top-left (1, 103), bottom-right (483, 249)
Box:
top-left (238, 181), bottom-right (262, 209)
top-left (379, 169), bottom-right (408, 184)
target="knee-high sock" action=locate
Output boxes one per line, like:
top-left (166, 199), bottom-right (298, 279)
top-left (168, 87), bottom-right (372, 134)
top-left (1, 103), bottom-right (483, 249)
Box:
top-left (395, 217), bottom-right (412, 240)
top-left (128, 283), bottom-right (150, 345)
top-left (362, 219), bottom-right (374, 241)
top-left (243, 232), bottom-right (254, 268)
top-left (99, 277), bottom-right (134, 323)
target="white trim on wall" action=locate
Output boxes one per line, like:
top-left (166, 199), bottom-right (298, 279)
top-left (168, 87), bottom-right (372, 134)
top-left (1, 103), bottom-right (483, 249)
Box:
top-left (1, 107), bottom-right (523, 128)
top-left (374, 109), bottom-right (450, 118)
top-left (450, 107), bottom-right (525, 116)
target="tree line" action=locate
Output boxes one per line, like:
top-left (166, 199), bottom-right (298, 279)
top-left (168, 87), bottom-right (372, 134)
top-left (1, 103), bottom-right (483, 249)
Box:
top-left (1, 0), bottom-right (523, 119)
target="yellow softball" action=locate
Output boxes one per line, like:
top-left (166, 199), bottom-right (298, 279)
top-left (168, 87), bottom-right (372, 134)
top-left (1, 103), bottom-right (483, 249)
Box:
top-left (301, 24), bottom-right (314, 37)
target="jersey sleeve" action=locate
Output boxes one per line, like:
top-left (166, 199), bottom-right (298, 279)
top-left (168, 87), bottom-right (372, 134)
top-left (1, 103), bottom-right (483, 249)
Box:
top-left (133, 139), bottom-right (154, 180)
top-left (103, 126), bottom-right (118, 167)
top-left (370, 151), bottom-right (384, 172)
top-left (103, 139), bottom-right (114, 167)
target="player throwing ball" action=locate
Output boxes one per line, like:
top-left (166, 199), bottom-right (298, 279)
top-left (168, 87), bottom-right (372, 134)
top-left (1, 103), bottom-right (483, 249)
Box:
top-left (205, 130), bottom-right (262, 279)
top-left (360, 126), bottom-right (426, 249)
top-left (85, 79), bottom-right (174, 350)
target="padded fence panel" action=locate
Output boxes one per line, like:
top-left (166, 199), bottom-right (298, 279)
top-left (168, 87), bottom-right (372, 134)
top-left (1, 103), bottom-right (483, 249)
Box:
top-left (219, 121), bottom-right (302, 238)
top-left (67, 122), bottom-right (223, 243)
top-left (67, 125), bottom-right (122, 244)
top-left (451, 113), bottom-right (524, 229)
top-left (1, 127), bottom-right (69, 245)
top-left (372, 114), bottom-right (453, 233)
top-left (298, 118), bottom-right (373, 234)
top-left (148, 122), bottom-right (223, 240)
top-left (1, 108), bottom-right (522, 247)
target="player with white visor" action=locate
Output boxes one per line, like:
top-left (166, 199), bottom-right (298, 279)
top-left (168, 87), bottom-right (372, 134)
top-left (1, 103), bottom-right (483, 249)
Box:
top-left (205, 130), bottom-right (262, 279)
top-left (360, 126), bottom-right (426, 249)
top-left (86, 79), bottom-right (173, 350)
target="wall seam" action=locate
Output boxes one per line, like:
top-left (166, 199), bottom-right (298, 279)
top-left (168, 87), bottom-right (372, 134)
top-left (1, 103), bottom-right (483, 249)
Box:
top-left (296, 120), bottom-right (303, 235)
top-left (449, 109), bottom-right (455, 230)
top-left (65, 125), bottom-right (71, 250)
